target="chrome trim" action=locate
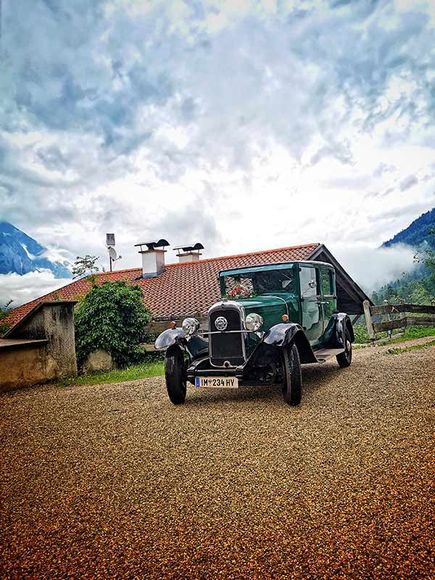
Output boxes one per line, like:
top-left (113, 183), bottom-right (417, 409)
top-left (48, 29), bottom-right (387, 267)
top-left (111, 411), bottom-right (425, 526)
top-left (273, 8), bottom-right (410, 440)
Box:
top-left (207, 329), bottom-right (249, 335)
top-left (214, 316), bottom-right (228, 331)
top-left (208, 301), bottom-right (247, 367)
top-left (209, 359), bottom-right (240, 369)
top-left (208, 300), bottom-right (246, 319)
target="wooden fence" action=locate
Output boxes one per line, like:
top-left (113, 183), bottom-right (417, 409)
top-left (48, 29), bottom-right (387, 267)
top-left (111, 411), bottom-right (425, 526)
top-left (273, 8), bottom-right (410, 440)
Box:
top-left (363, 300), bottom-right (435, 341)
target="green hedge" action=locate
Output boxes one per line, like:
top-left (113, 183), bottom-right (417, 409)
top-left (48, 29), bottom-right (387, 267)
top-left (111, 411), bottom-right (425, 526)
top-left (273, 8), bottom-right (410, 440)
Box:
top-left (75, 281), bottom-right (152, 368)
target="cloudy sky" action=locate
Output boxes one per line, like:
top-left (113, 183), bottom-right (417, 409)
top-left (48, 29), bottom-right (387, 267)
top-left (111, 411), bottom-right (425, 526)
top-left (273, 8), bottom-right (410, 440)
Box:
top-left (1, 0), bottom-right (434, 303)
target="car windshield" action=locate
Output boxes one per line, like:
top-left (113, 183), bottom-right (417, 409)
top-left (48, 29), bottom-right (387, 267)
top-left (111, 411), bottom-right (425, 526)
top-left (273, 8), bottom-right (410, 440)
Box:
top-left (222, 269), bottom-right (295, 299)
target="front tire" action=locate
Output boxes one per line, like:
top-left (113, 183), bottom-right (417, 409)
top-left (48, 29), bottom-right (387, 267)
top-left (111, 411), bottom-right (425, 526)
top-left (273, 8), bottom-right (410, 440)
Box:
top-left (165, 349), bottom-right (187, 405)
top-left (336, 329), bottom-right (352, 368)
top-left (282, 344), bottom-right (302, 406)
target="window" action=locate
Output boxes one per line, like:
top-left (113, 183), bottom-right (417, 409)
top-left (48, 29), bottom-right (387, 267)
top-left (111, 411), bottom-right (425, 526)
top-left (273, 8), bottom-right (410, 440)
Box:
top-left (223, 269), bottom-right (295, 298)
top-left (299, 266), bottom-right (317, 298)
top-left (320, 268), bottom-right (334, 296)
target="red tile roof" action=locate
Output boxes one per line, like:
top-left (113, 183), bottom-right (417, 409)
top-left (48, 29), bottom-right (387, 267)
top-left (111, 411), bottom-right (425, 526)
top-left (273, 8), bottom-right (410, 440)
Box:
top-left (5, 243), bottom-right (320, 329)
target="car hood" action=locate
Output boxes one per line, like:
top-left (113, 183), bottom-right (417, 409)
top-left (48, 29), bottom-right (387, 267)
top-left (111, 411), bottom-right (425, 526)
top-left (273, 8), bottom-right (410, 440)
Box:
top-left (211, 294), bottom-right (298, 330)
top-left (237, 296), bottom-right (286, 309)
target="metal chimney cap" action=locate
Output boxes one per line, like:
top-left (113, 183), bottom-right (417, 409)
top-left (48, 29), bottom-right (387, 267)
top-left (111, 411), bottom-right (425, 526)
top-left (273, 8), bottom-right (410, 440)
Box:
top-left (135, 239), bottom-right (170, 251)
top-left (173, 242), bottom-right (204, 252)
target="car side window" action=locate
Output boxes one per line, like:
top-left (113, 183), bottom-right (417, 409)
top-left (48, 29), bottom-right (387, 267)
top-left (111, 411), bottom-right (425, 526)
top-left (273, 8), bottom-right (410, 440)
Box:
top-left (320, 268), bottom-right (333, 296)
top-left (300, 266), bottom-right (317, 297)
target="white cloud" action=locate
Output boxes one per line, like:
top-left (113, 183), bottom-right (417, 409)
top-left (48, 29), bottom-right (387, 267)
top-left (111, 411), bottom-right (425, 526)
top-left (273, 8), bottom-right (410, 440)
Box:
top-left (0, 0), bottom-right (434, 299)
top-left (331, 243), bottom-right (417, 292)
top-left (0, 271), bottom-right (72, 307)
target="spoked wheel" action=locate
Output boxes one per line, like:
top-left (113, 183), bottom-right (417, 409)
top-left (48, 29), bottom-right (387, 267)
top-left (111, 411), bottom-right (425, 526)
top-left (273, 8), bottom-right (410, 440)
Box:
top-left (282, 343), bottom-right (302, 406)
top-left (336, 329), bottom-right (352, 368)
top-left (165, 349), bottom-right (187, 405)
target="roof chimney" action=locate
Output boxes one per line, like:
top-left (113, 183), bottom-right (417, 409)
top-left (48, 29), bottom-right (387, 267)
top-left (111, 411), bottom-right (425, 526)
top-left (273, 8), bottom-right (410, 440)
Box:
top-left (135, 239), bottom-right (169, 278)
top-left (174, 243), bottom-right (204, 263)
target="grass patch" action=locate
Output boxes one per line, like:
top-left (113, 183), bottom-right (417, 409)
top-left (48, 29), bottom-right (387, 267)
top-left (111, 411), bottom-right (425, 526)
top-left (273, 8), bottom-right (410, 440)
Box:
top-left (59, 360), bottom-right (164, 387)
top-left (354, 325), bottom-right (435, 345)
top-left (354, 324), bottom-right (393, 344)
top-left (386, 339), bottom-right (435, 355)
top-left (386, 326), bottom-right (435, 345)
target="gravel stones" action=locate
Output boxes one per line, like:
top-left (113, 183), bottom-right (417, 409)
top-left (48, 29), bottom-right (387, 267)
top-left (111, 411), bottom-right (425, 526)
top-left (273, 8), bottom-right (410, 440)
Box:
top-left (1, 339), bottom-right (434, 578)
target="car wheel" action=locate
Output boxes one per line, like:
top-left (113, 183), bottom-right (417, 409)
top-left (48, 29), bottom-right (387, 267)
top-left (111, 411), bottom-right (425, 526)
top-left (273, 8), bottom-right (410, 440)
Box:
top-left (282, 343), bottom-right (302, 406)
top-left (165, 349), bottom-right (187, 405)
top-left (336, 329), bottom-right (352, 368)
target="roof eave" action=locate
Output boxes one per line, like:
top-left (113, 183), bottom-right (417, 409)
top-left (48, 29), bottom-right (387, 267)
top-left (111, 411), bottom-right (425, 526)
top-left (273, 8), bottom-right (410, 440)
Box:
top-left (310, 244), bottom-right (373, 305)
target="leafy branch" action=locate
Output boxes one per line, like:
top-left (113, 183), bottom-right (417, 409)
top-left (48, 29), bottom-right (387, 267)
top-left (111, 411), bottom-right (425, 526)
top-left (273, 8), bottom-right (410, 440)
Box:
top-left (72, 255), bottom-right (100, 279)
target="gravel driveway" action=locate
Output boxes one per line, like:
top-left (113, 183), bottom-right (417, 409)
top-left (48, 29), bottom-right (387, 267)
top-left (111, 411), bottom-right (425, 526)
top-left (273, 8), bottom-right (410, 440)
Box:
top-left (1, 338), bottom-right (434, 578)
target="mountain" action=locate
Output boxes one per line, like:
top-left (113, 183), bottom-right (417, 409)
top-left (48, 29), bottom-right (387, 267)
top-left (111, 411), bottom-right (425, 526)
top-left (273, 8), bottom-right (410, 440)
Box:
top-left (0, 222), bottom-right (71, 278)
top-left (374, 208), bottom-right (435, 304)
top-left (382, 208), bottom-right (435, 249)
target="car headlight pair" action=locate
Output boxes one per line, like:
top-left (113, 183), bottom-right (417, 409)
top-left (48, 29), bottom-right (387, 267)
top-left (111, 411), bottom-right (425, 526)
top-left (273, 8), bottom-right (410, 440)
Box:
top-left (182, 317), bottom-right (200, 336)
top-left (245, 312), bottom-right (263, 332)
top-left (182, 314), bottom-right (263, 335)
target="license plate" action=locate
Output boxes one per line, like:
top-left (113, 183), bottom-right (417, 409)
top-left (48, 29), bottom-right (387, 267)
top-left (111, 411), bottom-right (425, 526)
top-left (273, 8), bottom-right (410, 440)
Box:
top-left (195, 376), bottom-right (239, 389)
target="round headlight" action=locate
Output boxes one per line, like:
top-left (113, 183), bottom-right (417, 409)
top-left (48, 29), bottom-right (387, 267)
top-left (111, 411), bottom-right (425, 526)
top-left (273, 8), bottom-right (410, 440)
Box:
top-left (182, 317), bottom-right (200, 336)
top-left (245, 313), bottom-right (263, 332)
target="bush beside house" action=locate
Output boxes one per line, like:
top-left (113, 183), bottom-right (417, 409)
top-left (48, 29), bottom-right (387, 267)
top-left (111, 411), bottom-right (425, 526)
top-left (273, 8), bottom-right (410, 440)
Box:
top-left (75, 281), bottom-right (152, 369)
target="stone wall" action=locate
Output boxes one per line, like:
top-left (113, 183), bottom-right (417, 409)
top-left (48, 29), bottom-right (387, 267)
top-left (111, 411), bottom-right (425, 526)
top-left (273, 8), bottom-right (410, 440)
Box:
top-left (0, 302), bottom-right (77, 392)
top-left (0, 340), bottom-right (51, 393)
top-left (82, 350), bottom-right (113, 373)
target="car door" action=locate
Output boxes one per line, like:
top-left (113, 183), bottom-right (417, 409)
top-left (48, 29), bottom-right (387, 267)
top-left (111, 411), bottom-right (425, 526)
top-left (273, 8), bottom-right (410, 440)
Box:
top-left (299, 265), bottom-right (323, 344)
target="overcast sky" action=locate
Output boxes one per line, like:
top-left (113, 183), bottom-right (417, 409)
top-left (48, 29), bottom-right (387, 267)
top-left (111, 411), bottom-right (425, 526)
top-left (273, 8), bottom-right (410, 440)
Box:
top-left (1, 0), bottom-right (434, 304)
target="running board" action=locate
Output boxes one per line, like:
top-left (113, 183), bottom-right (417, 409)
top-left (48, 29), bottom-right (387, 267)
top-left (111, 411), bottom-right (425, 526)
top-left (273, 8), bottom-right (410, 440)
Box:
top-left (313, 347), bottom-right (344, 363)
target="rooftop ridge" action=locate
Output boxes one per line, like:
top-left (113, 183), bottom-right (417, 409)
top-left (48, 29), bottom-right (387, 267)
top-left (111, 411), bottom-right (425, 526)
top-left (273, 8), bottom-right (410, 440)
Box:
top-left (163, 242), bottom-right (321, 268)
top-left (87, 267), bottom-right (142, 277)
top-left (81, 242), bottom-right (321, 275)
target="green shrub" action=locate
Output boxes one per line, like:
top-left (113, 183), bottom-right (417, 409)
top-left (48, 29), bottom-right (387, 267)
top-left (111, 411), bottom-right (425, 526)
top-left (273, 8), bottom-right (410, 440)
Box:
top-left (0, 300), bottom-right (13, 336)
top-left (75, 281), bottom-right (152, 368)
top-left (0, 315), bottom-right (10, 336)
top-left (353, 322), bottom-right (369, 344)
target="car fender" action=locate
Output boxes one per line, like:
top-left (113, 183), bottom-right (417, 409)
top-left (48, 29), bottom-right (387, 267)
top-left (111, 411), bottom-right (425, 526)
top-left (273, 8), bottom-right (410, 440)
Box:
top-left (155, 329), bottom-right (208, 360)
top-left (325, 313), bottom-right (354, 348)
top-left (155, 328), bottom-right (186, 352)
top-left (263, 323), bottom-right (317, 363)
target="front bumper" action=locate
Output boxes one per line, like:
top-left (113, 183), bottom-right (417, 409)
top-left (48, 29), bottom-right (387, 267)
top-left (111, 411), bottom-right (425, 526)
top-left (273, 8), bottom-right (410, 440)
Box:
top-left (187, 356), bottom-right (245, 383)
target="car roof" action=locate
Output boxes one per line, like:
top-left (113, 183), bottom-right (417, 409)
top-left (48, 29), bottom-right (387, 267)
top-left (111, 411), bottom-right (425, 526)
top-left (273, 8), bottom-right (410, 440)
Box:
top-left (219, 260), bottom-right (334, 277)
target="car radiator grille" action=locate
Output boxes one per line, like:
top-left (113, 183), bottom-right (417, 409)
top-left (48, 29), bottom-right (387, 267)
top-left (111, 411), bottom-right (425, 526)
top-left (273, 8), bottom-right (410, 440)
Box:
top-left (209, 308), bottom-right (245, 367)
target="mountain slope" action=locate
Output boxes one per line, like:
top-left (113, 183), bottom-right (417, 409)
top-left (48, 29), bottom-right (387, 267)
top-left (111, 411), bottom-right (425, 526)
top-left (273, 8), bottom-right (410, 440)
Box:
top-left (374, 207), bottom-right (435, 304)
top-left (0, 222), bottom-right (71, 278)
top-left (382, 208), bottom-right (435, 249)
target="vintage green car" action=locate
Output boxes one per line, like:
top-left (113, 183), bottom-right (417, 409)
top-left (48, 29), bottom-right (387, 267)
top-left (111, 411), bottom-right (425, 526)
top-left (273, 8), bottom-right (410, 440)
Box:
top-left (155, 261), bottom-right (354, 406)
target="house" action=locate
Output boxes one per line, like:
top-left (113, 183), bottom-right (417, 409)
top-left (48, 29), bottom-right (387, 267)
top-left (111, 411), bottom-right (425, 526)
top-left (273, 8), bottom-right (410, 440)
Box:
top-left (5, 242), bottom-right (370, 333)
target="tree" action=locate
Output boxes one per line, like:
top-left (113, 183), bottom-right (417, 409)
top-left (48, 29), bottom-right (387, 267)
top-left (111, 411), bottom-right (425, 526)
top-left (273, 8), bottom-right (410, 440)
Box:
top-left (409, 282), bottom-right (432, 305)
top-left (414, 226), bottom-right (435, 298)
top-left (74, 281), bottom-right (152, 368)
top-left (72, 255), bottom-right (100, 279)
top-left (371, 290), bottom-right (380, 305)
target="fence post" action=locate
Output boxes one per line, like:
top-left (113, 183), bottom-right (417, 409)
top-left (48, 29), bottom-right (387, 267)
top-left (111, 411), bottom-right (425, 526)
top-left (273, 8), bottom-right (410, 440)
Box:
top-left (363, 300), bottom-right (376, 342)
